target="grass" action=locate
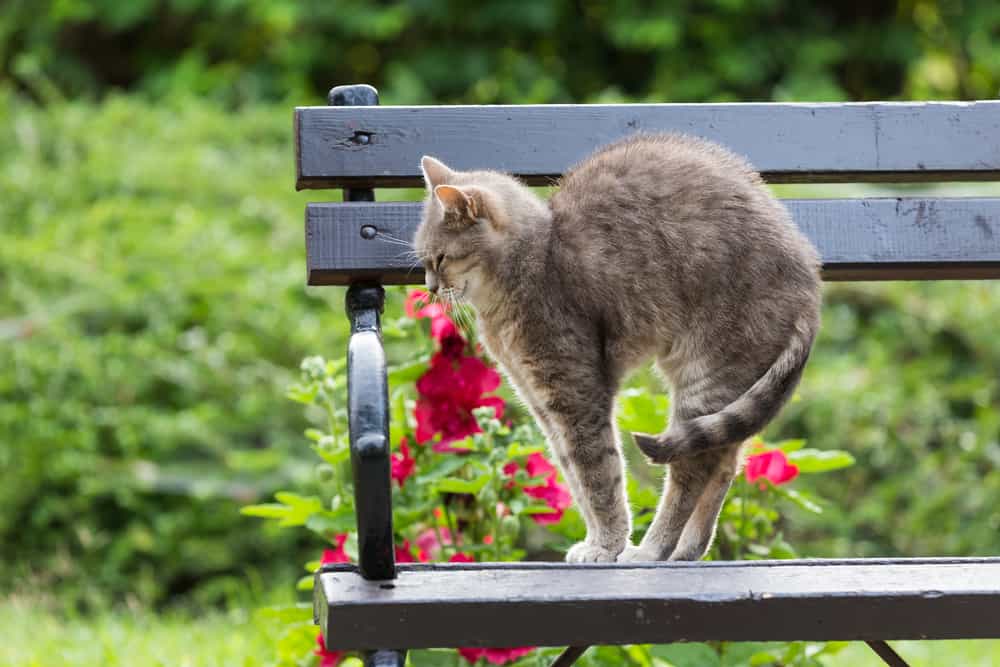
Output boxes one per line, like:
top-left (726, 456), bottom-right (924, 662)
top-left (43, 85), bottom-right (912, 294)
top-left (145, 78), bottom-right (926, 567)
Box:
top-left (0, 595), bottom-right (283, 667)
top-left (3, 595), bottom-right (1000, 667)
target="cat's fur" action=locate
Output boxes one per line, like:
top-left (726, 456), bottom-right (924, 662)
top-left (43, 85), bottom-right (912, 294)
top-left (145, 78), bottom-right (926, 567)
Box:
top-left (414, 133), bottom-right (821, 563)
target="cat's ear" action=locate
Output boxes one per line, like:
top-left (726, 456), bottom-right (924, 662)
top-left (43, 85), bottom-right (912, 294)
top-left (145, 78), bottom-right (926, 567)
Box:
top-left (435, 185), bottom-right (497, 228)
top-left (434, 184), bottom-right (478, 217)
top-left (421, 156), bottom-right (454, 190)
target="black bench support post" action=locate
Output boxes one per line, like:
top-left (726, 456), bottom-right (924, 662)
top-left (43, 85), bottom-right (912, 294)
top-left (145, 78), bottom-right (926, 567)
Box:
top-left (333, 83), bottom-right (406, 667)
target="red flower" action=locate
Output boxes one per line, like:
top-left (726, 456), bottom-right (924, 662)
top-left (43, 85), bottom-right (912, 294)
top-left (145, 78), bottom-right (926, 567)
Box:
top-left (406, 289), bottom-right (465, 356)
top-left (449, 552), bottom-right (475, 563)
top-left (315, 633), bottom-right (343, 667)
top-left (745, 449), bottom-right (799, 486)
top-left (415, 354), bottom-right (505, 450)
top-left (395, 539), bottom-right (428, 563)
top-left (321, 534), bottom-right (351, 564)
top-left (458, 646), bottom-right (535, 665)
top-left (391, 437), bottom-right (416, 487)
top-left (525, 453), bottom-right (555, 479)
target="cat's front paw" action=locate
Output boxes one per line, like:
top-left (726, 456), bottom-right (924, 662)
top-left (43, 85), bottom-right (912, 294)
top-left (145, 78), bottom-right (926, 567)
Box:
top-left (616, 544), bottom-right (663, 563)
top-left (565, 542), bottom-right (621, 563)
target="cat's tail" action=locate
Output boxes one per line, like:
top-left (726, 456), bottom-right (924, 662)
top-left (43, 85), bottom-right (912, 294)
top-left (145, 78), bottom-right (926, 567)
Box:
top-left (633, 313), bottom-right (817, 464)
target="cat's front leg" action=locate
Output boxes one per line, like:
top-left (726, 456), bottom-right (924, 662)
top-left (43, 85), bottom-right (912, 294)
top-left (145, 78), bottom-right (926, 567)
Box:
top-left (543, 398), bottom-right (632, 563)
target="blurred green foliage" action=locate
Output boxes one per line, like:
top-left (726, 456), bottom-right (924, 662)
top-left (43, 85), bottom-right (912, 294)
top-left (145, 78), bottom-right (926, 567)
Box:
top-left (0, 90), bottom-right (334, 605)
top-left (2, 0), bottom-right (999, 105)
top-left (1, 0), bottom-right (1000, 611)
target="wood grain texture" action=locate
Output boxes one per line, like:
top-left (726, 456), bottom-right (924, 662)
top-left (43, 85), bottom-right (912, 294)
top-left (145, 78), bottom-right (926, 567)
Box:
top-left (304, 197), bottom-right (1000, 284)
top-left (295, 101), bottom-right (1000, 188)
top-left (314, 558), bottom-right (1000, 650)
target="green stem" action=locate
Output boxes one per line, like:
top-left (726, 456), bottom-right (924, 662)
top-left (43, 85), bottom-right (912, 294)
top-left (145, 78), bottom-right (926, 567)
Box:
top-left (442, 501), bottom-right (459, 556)
top-left (739, 478), bottom-right (748, 561)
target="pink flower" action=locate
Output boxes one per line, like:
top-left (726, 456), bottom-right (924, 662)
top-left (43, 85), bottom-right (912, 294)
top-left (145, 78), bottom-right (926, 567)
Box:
top-left (390, 437), bottom-right (416, 487)
top-left (458, 646), bottom-right (535, 665)
top-left (745, 449), bottom-right (799, 486)
top-left (321, 534), bottom-right (351, 564)
top-left (416, 527), bottom-right (454, 560)
top-left (449, 552), bottom-right (475, 563)
top-left (315, 633), bottom-right (343, 667)
top-left (523, 476), bottom-right (572, 525)
top-left (405, 289), bottom-right (432, 318)
top-left (504, 453), bottom-right (571, 525)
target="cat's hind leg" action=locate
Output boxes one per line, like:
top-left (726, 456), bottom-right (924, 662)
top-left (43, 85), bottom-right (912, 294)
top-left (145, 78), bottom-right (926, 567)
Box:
top-left (617, 453), bottom-right (715, 562)
top-left (669, 443), bottom-right (743, 560)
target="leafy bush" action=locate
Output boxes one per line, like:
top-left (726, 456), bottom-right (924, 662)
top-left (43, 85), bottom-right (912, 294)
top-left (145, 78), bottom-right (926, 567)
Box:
top-left (0, 89), bottom-right (339, 605)
top-left (250, 291), bottom-right (856, 667)
top-left (3, 0), bottom-right (999, 105)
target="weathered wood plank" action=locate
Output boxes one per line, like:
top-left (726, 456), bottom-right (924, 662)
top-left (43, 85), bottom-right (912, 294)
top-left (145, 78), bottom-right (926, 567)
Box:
top-left (305, 198), bottom-right (1000, 285)
top-left (314, 558), bottom-right (1000, 650)
top-left (296, 102), bottom-right (1000, 188)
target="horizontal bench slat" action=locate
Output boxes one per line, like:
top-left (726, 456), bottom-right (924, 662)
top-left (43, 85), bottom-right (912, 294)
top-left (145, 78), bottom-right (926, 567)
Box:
top-left (305, 197), bottom-right (1000, 285)
top-left (296, 102), bottom-right (1000, 188)
top-left (315, 557), bottom-right (1000, 650)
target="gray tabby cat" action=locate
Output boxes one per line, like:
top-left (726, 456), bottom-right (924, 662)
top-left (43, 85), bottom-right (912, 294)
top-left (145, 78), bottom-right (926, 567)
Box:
top-left (414, 133), bottom-right (821, 563)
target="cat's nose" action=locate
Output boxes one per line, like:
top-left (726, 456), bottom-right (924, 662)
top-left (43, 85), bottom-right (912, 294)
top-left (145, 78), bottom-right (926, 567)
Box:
top-left (425, 271), bottom-right (439, 294)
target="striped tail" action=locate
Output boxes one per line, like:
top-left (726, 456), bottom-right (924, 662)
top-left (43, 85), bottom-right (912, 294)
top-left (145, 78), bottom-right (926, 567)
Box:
top-left (633, 314), bottom-right (817, 464)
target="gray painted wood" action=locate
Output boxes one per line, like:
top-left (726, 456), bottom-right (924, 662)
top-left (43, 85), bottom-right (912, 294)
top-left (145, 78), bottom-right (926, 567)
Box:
top-left (296, 102), bottom-right (1000, 188)
top-left (314, 557), bottom-right (1000, 650)
top-left (305, 197), bottom-right (1000, 284)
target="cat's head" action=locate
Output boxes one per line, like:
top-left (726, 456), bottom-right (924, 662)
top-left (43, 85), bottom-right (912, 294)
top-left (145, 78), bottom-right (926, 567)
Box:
top-left (413, 156), bottom-right (547, 306)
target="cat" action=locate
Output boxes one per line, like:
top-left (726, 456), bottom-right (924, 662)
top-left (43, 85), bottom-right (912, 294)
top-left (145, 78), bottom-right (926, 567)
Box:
top-left (413, 133), bottom-right (821, 563)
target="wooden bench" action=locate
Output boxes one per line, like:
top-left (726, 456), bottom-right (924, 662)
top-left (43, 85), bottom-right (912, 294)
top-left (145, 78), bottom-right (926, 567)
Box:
top-left (300, 84), bottom-right (1000, 667)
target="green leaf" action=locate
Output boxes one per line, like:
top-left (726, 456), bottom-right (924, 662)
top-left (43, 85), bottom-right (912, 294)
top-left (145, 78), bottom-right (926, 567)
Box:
top-left (388, 356), bottom-right (431, 383)
top-left (434, 472), bottom-right (491, 495)
top-left (773, 438), bottom-right (807, 453)
top-left (240, 503), bottom-right (289, 520)
top-left (649, 643), bottom-right (721, 667)
top-left (506, 443), bottom-right (546, 458)
top-left (296, 574), bottom-right (314, 591)
top-left (617, 388), bottom-right (670, 435)
top-left (286, 384), bottom-right (318, 404)
top-left (306, 509), bottom-right (355, 537)
top-left (414, 456), bottom-right (468, 483)
top-left (406, 650), bottom-right (459, 667)
top-left (271, 493), bottom-right (324, 526)
top-left (787, 448), bottom-right (856, 473)
top-left (774, 487), bottom-right (824, 514)
top-left (255, 604), bottom-right (313, 624)
top-left (520, 504), bottom-right (560, 515)
top-left (313, 442), bottom-right (351, 466)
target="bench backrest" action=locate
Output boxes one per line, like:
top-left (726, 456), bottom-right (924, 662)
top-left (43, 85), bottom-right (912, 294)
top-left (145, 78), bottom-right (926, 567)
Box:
top-left (296, 86), bottom-right (1000, 285)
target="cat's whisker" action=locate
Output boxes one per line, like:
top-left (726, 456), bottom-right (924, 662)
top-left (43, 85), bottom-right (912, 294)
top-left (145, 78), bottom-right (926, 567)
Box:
top-left (375, 232), bottom-right (416, 249)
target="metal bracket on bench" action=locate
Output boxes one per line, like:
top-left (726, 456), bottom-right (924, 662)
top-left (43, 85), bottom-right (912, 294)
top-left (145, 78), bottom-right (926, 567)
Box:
top-left (332, 83), bottom-right (407, 667)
